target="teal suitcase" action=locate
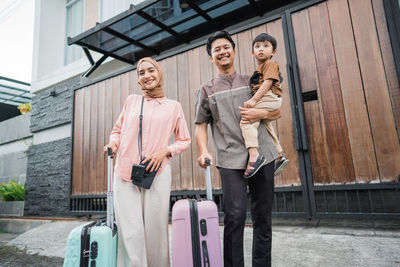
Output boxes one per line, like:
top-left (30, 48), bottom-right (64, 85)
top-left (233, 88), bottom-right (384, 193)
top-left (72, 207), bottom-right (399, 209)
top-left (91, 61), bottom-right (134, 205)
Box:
top-left (64, 148), bottom-right (118, 267)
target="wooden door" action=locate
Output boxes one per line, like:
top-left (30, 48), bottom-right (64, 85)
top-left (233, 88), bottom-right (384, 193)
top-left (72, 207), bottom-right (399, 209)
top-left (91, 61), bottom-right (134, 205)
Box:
top-left (289, 0), bottom-right (400, 185)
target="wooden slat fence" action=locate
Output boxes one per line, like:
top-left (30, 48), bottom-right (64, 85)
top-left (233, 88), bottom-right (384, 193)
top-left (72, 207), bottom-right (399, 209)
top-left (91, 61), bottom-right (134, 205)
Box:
top-left (72, 0), bottom-right (400, 195)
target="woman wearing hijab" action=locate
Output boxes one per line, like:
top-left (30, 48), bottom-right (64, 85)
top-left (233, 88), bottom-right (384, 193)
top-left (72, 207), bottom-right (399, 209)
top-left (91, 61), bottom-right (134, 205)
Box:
top-left (104, 57), bottom-right (191, 267)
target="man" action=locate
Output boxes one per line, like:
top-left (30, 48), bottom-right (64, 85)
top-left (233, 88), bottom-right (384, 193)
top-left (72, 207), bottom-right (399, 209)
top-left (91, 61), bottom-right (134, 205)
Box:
top-left (195, 31), bottom-right (281, 267)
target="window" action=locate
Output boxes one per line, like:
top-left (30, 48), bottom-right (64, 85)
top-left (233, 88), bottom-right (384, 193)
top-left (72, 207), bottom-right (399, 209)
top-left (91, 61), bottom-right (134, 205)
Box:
top-left (100, 0), bottom-right (146, 22)
top-left (65, 0), bottom-right (84, 65)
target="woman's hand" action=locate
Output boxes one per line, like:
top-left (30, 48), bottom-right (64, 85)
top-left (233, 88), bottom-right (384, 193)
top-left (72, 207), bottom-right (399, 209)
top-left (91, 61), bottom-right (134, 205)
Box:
top-left (104, 142), bottom-right (118, 156)
top-left (143, 147), bottom-right (171, 172)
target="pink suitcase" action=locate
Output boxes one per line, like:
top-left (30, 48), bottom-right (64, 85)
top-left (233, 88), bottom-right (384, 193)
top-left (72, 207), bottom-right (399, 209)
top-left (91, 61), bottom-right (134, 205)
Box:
top-left (172, 159), bottom-right (223, 267)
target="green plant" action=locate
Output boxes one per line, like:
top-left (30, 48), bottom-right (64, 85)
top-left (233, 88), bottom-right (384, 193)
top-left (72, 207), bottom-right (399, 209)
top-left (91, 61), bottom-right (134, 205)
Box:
top-left (0, 181), bottom-right (25, 201)
top-left (17, 103), bottom-right (31, 114)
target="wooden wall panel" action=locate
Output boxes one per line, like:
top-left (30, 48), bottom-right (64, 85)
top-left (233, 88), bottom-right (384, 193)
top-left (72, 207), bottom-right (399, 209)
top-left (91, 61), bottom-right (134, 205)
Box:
top-left (327, 0), bottom-right (379, 182)
top-left (267, 19), bottom-right (301, 186)
top-left (72, 0), bottom-right (400, 194)
top-left (291, 9), bottom-right (319, 94)
top-left (349, 0), bottom-right (400, 181)
top-left (82, 87), bottom-right (91, 193)
top-left (104, 79), bottom-right (113, 185)
top-left (232, 34), bottom-right (241, 77)
top-left (72, 90), bottom-right (84, 194)
top-left (309, 2), bottom-right (355, 183)
top-left (89, 84), bottom-right (98, 193)
top-left (96, 82), bottom-right (106, 194)
top-left (237, 30), bottom-right (254, 76)
top-left (129, 71), bottom-right (139, 95)
top-left (292, 9), bottom-right (333, 184)
top-left (188, 48), bottom-right (203, 190)
top-left (111, 77), bottom-right (121, 124)
top-left (120, 73), bottom-right (129, 108)
top-left (304, 101), bottom-right (332, 183)
top-left (372, 0), bottom-right (400, 139)
top-left (162, 57), bottom-right (181, 190)
top-left (177, 53), bottom-right (193, 190)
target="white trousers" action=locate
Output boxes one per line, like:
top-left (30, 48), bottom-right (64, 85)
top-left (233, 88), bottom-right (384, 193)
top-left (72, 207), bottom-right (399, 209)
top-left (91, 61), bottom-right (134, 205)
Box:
top-left (113, 164), bottom-right (172, 267)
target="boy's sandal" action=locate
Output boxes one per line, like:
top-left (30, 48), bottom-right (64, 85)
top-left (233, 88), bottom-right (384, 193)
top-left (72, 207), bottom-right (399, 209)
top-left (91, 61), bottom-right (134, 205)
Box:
top-left (243, 155), bottom-right (266, 179)
top-left (274, 156), bottom-right (289, 176)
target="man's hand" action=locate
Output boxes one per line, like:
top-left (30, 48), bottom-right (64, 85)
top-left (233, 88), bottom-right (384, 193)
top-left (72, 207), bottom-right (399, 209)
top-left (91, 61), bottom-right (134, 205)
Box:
top-left (142, 147), bottom-right (170, 172)
top-left (244, 98), bottom-right (256, 108)
top-left (239, 107), bottom-right (281, 124)
top-left (197, 152), bottom-right (213, 168)
top-left (239, 107), bottom-right (266, 124)
top-left (104, 142), bottom-right (118, 155)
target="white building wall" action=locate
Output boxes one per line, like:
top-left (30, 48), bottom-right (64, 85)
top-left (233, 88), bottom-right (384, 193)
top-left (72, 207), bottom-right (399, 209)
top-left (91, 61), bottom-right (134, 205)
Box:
top-left (32, 0), bottom-right (65, 85)
top-left (29, 0), bottom-right (137, 168)
top-left (31, 0), bottom-right (135, 94)
top-left (99, 0), bottom-right (145, 22)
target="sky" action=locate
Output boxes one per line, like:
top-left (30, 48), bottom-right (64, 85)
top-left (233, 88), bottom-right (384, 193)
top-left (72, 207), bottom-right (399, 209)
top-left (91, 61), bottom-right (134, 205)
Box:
top-left (0, 0), bottom-right (147, 84)
top-left (0, 0), bottom-right (34, 83)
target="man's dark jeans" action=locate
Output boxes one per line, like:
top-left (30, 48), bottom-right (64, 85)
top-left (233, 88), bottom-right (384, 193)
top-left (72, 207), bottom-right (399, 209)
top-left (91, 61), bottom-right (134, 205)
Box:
top-left (219, 161), bottom-right (274, 267)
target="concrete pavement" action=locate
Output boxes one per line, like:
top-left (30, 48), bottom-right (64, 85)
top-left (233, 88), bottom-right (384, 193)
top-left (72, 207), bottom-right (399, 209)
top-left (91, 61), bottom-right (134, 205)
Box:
top-left (0, 217), bottom-right (400, 266)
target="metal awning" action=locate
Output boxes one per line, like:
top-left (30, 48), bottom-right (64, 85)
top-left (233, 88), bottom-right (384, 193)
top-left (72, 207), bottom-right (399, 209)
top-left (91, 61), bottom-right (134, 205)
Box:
top-left (68, 0), bottom-right (292, 77)
top-left (0, 76), bottom-right (33, 106)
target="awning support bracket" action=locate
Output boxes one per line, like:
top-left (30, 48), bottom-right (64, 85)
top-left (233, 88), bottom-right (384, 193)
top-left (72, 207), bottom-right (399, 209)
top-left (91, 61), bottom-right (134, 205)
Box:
top-left (82, 47), bottom-right (95, 65)
top-left (82, 55), bottom-right (108, 77)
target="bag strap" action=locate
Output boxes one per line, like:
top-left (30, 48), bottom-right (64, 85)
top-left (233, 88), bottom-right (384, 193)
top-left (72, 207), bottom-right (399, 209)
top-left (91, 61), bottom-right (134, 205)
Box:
top-left (138, 96), bottom-right (145, 162)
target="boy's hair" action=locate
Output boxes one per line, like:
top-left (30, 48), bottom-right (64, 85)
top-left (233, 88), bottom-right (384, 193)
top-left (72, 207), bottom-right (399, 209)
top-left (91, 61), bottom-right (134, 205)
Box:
top-left (206, 30), bottom-right (236, 56)
top-left (252, 33), bottom-right (277, 51)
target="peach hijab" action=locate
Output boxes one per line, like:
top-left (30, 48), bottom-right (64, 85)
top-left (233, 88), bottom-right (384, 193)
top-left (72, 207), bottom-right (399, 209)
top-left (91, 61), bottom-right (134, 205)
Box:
top-left (137, 57), bottom-right (165, 98)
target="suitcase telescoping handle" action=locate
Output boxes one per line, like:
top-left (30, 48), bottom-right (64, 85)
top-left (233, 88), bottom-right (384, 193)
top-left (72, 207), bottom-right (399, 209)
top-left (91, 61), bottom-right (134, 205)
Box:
top-left (107, 147), bottom-right (114, 230)
top-left (205, 158), bottom-right (212, 201)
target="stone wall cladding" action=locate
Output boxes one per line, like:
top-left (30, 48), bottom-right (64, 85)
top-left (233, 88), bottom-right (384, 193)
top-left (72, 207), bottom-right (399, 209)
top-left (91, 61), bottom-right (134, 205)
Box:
top-left (30, 77), bottom-right (80, 133)
top-left (24, 137), bottom-right (72, 216)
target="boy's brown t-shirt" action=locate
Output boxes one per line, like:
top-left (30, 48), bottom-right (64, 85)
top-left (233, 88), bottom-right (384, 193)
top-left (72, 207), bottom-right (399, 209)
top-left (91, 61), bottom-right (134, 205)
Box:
top-left (250, 59), bottom-right (282, 97)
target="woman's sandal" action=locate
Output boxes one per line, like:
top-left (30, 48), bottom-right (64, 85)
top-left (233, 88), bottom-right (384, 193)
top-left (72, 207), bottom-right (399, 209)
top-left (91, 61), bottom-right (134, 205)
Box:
top-left (243, 155), bottom-right (266, 179)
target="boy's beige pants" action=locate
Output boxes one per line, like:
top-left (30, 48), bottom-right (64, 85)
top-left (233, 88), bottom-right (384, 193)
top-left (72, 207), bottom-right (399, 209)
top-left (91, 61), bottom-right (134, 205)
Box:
top-left (240, 92), bottom-right (283, 153)
top-left (114, 164), bottom-right (172, 267)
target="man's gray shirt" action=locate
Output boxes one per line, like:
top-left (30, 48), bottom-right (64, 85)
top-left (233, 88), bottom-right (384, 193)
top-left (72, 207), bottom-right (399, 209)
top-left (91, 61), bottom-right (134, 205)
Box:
top-left (195, 72), bottom-right (279, 169)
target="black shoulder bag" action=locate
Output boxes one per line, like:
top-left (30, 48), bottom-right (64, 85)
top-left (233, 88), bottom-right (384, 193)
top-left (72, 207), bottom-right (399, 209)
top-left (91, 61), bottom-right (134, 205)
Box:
top-left (130, 97), bottom-right (159, 189)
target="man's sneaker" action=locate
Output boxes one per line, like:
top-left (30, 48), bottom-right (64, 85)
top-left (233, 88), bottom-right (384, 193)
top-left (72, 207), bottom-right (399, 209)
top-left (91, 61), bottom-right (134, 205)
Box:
top-left (274, 156), bottom-right (289, 176)
top-left (244, 155), bottom-right (266, 179)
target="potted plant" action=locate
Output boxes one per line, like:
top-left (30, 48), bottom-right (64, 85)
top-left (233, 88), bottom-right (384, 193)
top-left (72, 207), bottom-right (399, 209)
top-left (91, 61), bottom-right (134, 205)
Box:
top-left (0, 181), bottom-right (25, 216)
top-left (17, 103), bottom-right (31, 114)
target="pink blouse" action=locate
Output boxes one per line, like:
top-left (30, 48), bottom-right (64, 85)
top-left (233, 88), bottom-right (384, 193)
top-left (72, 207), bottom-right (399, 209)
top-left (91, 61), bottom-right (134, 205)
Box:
top-left (110, 94), bottom-right (191, 182)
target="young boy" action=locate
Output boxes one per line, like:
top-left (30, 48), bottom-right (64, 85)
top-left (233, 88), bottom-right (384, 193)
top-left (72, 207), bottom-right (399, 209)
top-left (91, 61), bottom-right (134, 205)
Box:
top-left (240, 33), bottom-right (289, 178)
